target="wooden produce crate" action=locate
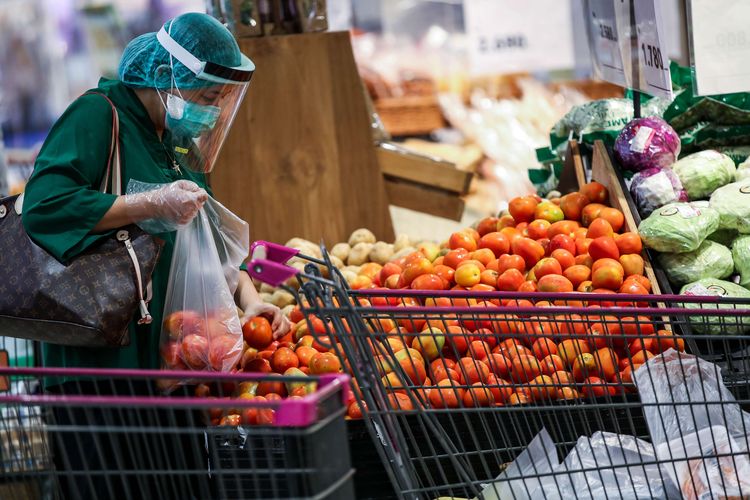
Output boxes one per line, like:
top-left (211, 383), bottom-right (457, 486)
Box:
top-left (377, 142), bottom-right (473, 221)
top-left (562, 140), bottom-right (663, 296)
top-left (374, 96), bottom-right (446, 137)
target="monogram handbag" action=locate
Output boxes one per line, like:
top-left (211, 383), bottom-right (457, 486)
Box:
top-left (0, 93), bottom-right (163, 347)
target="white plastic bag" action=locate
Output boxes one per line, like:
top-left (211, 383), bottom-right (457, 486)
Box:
top-left (158, 196), bottom-right (249, 375)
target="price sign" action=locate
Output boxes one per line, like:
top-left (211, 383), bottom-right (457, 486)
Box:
top-left (585, 0), bottom-right (627, 87)
top-left (688, 0), bottom-right (750, 95)
top-left (463, 0), bottom-right (576, 75)
top-left (630, 0), bottom-right (673, 99)
top-left (585, 0), bottom-right (672, 99)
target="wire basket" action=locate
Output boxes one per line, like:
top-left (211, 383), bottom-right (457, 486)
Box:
top-left (248, 241), bottom-right (750, 500)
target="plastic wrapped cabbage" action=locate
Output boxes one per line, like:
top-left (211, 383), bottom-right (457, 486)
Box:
top-left (680, 278), bottom-right (750, 335)
top-left (638, 202), bottom-right (720, 253)
top-left (614, 116), bottom-right (681, 172)
top-left (658, 240), bottom-right (733, 286)
top-left (736, 156), bottom-right (750, 181)
top-left (732, 236), bottom-right (750, 289)
top-left (709, 180), bottom-right (750, 233)
top-left (630, 167), bottom-right (688, 217)
top-left (670, 150), bottom-right (736, 200)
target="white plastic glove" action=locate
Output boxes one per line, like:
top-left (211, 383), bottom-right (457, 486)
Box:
top-left (241, 302), bottom-right (291, 339)
top-left (125, 180), bottom-right (208, 226)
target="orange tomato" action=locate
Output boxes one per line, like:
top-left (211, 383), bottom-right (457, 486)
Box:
top-left (518, 280), bottom-right (538, 292)
top-left (511, 355), bottom-right (542, 383)
top-left (580, 181), bottom-right (608, 204)
top-left (463, 383), bottom-right (495, 407)
top-left (540, 354), bottom-right (566, 375)
top-left (471, 248), bottom-right (496, 267)
top-left (508, 196), bottom-right (539, 223)
top-left (243, 316), bottom-right (273, 349)
top-left (589, 236), bottom-right (620, 261)
top-left (476, 217), bottom-right (501, 236)
top-left (599, 207), bottom-right (625, 233)
top-left (410, 273), bottom-right (447, 290)
top-left (533, 257), bottom-right (563, 279)
top-left (532, 338), bottom-right (558, 359)
top-left (581, 203), bottom-right (607, 227)
top-left (559, 192), bottom-right (590, 221)
top-left (449, 231), bottom-right (477, 252)
top-left (619, 254), bottom-right (644, 277)
top-left (563, 265), bottom-right (591, 288)
top-left (537, 275), bottom-right (574, 293)
top-left (575, 237), bottom-right (593, 255)
top-left (624, 275), bottom-right (652, 292)
top-left (428, 379), bottom-right (464, 408)
top-left (654, 329), bottom-right (685, 353)
top-left (551, 249), bottom-right (575, 270)
top-left (549, 234), bottom-right (576, 254)
top-left (500, 227), bottom-right (524, 245)
top-left (497, 268), bottom-right (525, 291)
top-left (498, 254), bottom-right (526, 273)
top-left (591, 264), bottom-right (624, 291)
top-left (615, 232), bottom-right (643, 254)
top-left (586, 218), bottom-right (614, 239)
top-left (527, 219), bottom-right (551, 239)
top-left (548, 220), bottom-right (580, 239)
top-left (497, 214), bottom-right (516, 229)
top-left (478, 232), bottom-right (510, 257)
top-left (443, 248), bottom-right (470, 269)
top-left (511, 237), bottom-right (546, 269)
top-left (434, 264), bottom-right (456, 285)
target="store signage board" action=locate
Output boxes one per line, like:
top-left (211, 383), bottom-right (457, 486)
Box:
top-left (585, 0), bottom-right (628, 87)
top-left (463, 0), bottom-right (576, 75)
top-left (585, 0), bottom-right (673, 99)
top-left (688, 0), bottom-right (750, 95)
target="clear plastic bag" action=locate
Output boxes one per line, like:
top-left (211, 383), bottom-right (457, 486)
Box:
top-left (483, 429), bottom-right (671, 500)
top-left (158, 196), bottom-right (248, 376)
top-left (635, 349), bottom-right (750, 497)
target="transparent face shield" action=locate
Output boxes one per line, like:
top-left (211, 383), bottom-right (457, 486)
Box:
top-left (156, 26), bottom-right (254, 173)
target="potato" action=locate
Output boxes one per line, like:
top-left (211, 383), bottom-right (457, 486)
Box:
top-left (330, 242), bottom-right (351, 262)
top-left (393, 234), bottom-right (411, 252)
top-left (285, 261), bottom-right (307, 288)
top-left (390, 246), bottom-right (417, 262)
top-left (260, 292), bottom-right (274, 303)
top-left (284, 238), bottom-right (321, 258)
top-left (270, 290), bottom-right (295, 309)
top-left (348, 228), bottom-right (376, 247)
top-left (343, 265), bottom-right (362, 275)
top-left (369, 241), bottom-right (394, 265)
top-left (281, 304), bottom-right (295, 318)
top-left (348, 242), bottom-right (374, 266)
top-left (329, 255), bottom-right (345, 269)
top-left (259, 282), bottom-right (276, 294)
top-left (341, 269), bottom-right (358, 285)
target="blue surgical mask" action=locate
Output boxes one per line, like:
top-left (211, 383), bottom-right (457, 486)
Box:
top-left (165, 93), bottom-right (220, 138)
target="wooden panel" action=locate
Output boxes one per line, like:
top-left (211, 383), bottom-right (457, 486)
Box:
top-left (211, 32), bottom-right (394, 245)
top-left (591, 141), bottom-right (662, 296)
top-left (377, 143), bottom-right (473, 194)
top-left (558, 140), bottom-right (587, 194)
top-left (385, 179), bottom-right (465, 221)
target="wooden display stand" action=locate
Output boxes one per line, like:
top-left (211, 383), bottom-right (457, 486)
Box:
top-left (210, 32), bottom-right (394, 245)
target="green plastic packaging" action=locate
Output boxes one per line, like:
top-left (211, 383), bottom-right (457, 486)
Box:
top-left (680, 278), bottom-right (750, 335)
top-left (658, 240), bottom-right (733, 286)
top-left (638, 202), bottom-right (720, 253)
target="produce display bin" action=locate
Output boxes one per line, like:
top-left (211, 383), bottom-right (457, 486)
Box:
top-left (0, 367), bottom-right (353, 500)
top-left (249, 241), bottom-right (750, 499)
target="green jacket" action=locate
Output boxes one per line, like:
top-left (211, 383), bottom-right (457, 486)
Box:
top-left (23, 78), bottom-right (211, 377)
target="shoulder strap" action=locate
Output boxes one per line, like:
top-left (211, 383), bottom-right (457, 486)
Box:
top-left (84, 92), bottom-right (121, 196)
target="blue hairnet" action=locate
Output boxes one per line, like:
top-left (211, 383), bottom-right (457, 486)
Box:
top-left (118, 13), bottom-right (242, 90)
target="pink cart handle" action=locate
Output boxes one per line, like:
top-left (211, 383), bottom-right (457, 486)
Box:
top-left (247, 241), bottom-right (300, 287)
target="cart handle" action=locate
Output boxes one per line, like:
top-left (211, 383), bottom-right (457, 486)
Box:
top-left (246, 241), bottom-right (300, 287)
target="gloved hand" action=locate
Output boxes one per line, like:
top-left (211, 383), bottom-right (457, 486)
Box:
top-left (125, 180), bottom-right (208, 226)
top-left (241, 302), bottom-right (291, 339)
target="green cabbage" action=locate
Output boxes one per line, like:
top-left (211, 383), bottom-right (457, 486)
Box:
top-left (732, 236), bottom-right (750, 289)
top-left (671, 150), bottom-right (736, 200)
top-left (680, 278), bottom-right (750, 335)
top-left (709, 180), bottom-right (750, 233)
top-left (638, 202), bottom-right (720, 253)
top-left (736, 157), bottom-right (750, 181)
top-left (659, 241), bottom-right (734, 286)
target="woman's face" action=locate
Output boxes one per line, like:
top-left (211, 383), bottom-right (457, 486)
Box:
top-left (180, 85), bottom-right (231, 106)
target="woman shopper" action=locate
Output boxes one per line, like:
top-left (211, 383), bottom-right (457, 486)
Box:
top-left (22, 12), bottom-right (289, 499)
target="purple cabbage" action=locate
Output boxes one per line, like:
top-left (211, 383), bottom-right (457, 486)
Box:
top-left (614, 116), bottom-right (681, 172)
top-left (630, 167), bottom-right (688, 217)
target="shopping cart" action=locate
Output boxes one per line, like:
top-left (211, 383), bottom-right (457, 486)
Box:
top-left (0, 365), bottom-right (354, 500)
top-left (248, 240), bottom-right (750, 500)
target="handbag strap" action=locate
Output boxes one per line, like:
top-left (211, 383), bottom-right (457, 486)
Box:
top-left (85, 92), bottom-right (152, 325)
top-left (84, 92), bottom-right (122, 196)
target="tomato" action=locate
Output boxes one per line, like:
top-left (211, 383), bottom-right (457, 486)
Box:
top-left (586, 218), bottom-right (614, 239)
top-left (476, 217), bottom-right (501, 236)
top-left (588, 236), bottom-right (620, 261)
top-left (615, 232), bottom-right (643, 254)
top-left (580, 181), bottom-right (608, 204)
top-left (511, 238), bottom-right (546, 269)
top-left (548, 220), bottom-right (580, 239)
top-left (478, 232), bottom-right (510, 257)
top-left (243, 317), bottom-right (273, 349)
top-left (498, 254), bottom-right (526, 274)
top-left (527, 219), bottom-right (551, 239)
top-left (534, 202), bottom-right (564, 223)
top-left (509, 196), bottom-right (539, 223)
top-left (537, 275), bottom-right (574, 293)
top-left (599, 208), bottom-right (625, 233)
top-left (448, 231), bottom-right (477, 252)
top-left (559, 192), bottom-right (590, 221)
top-left (563, 265), bottom-right (591, 288)
top-left (550, 249), bottom-right (575, 270)
top-left (581, 203), bottom-right (607, 227)
top-left (497, 268), bottom-right (525, 291)
top-left (471, 248), bottom-right (496, 267)
top-left (410, 273), bottom-right (447, 290)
